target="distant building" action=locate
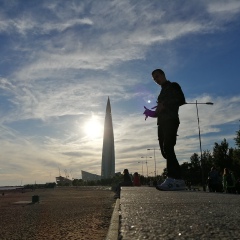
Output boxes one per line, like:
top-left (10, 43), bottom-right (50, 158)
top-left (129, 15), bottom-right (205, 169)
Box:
top-left (55, 176), bottom-right (72, 185)
top-left (81, 170), bottom-right (101, 181)
top-left (101, 97), bottom-right (115, 179)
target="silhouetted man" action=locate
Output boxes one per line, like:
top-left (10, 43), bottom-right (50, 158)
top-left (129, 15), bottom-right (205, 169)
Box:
top-left (143, 69), bottom-right (186, 190)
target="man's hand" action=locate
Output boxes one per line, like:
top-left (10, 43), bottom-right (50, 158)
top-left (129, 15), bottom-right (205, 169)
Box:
top-left (152, 102), bottom-right (164, 115)
top-left (143, 106), bottom-right (156, 120)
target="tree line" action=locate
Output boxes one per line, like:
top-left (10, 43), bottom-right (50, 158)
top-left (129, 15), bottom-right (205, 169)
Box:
top-left (178, 129), bottom-right (240, 186)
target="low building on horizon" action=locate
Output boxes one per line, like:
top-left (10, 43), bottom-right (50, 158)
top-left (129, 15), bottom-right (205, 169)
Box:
top-left (81, 170), bottom-right (101, 181)
top-left (56, 176), bottom-right (72, 185)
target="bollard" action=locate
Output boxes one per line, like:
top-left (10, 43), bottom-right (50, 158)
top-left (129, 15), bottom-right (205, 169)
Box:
top-left (32, 195), bottom-right (39, 203)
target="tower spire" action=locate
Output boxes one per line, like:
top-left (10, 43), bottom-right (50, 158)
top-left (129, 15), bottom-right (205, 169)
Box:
top-left (101, 97), bottom-right (115, 179)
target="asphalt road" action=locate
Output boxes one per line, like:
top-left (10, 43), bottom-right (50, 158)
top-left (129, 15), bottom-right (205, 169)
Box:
top-left (118, 187), bottom-right (240, 240)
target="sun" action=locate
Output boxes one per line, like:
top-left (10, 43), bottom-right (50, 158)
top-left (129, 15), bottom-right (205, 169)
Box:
top-left (84, 116), bottom-right (102, 139)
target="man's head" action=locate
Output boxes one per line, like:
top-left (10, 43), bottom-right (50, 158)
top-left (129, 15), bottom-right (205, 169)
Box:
top-left (152, 69), bottom-right (167, 86)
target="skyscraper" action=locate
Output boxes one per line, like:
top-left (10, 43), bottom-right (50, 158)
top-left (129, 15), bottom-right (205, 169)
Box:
top-left (101, 97), bottom-right (115, 179)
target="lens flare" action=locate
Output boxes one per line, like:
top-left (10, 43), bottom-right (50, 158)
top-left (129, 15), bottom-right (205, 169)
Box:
top-left (84, 116), bottom-right (102, 139)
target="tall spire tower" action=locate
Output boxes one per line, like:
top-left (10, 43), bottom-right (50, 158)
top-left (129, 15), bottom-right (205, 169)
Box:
top-left (101, 97), bottom-right (115, 179)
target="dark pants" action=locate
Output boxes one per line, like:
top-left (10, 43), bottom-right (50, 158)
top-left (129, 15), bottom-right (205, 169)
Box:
top-left (208, 182), bottom-right (218, 192)
top-left (226, 187), bottom-right (236, 194)
top-left (158, 120), bottom-right (181, 179)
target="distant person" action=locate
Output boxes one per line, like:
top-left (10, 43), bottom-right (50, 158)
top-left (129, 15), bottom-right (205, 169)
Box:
top-left (114, 169), bottom-right (133, 198)
top-left (235, 178), bottom-right (240, 194)
top-left (207, 167), bottom-right (220, 192)
top-left (143, 69), bottom-right (186, 191)
top-left (186, 180), bottom-right (192, 190)
top-left (153, 180), bottom-right (157, 187)
top-left (149, 180), bottom-right (153, 187)
top-left (223, 168), bottom-right (236, 193)
top-left (133, 172), bottom-right (141, 186)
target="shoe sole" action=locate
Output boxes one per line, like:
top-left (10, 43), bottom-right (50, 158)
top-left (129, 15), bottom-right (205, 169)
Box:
top-left (156, 186), bottom-right (186, 191)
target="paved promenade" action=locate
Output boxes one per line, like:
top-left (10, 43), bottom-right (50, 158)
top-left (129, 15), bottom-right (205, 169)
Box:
top-left (107, 186), bottom-right (240, 240)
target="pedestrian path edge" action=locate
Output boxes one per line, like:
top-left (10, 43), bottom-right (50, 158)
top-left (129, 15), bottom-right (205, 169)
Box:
top-left (106, 198), bottom-right (120, 240)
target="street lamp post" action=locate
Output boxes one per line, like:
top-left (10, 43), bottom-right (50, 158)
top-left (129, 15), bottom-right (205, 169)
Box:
top-left (138, 160), bottom-right (144, 176)
top-left (147, 148), bottom-right (157, 178)
top-left (141, 156), bottom-right (152, 177)
top-left (186, 101), bottom-right (214, 191)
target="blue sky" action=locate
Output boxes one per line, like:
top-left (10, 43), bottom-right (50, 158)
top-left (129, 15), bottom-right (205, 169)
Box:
top-left (0, 0), bottom-right (240, 185)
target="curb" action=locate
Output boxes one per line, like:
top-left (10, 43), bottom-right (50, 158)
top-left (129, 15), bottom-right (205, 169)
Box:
top-left (106, 198), bottom-right (120, 240)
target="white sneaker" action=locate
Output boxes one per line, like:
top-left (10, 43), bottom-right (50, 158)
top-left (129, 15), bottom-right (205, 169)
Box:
top-left (156, 178), bottom-right (186, 191)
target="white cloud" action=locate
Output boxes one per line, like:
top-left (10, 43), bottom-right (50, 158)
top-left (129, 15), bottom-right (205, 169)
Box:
top-left (41, 18), bottom-right (93, 33)
top-left (3, 0), bottom-right (237, 79)
top-left (0, 77), bottom-right (15, 91)
top-left (0, 17), bottom-right (93, 35)
top-left (207, 0), bottom-right (240, 14)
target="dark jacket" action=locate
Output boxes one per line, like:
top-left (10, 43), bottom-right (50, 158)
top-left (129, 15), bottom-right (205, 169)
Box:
top-left (123, 173), bottom-right (132, 183)
top-left (157, 80), bottom-right (185, 125)
top-left (208, 169), bottom-right (219, 185)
